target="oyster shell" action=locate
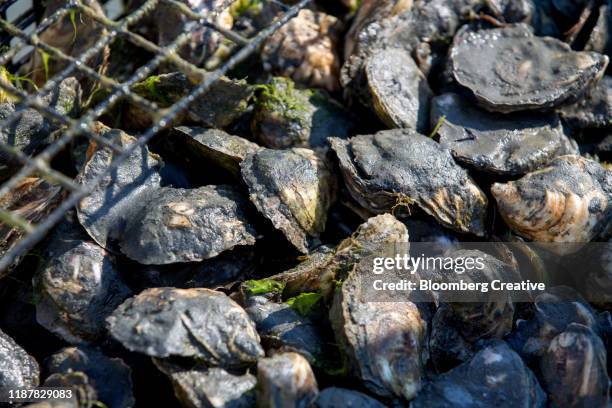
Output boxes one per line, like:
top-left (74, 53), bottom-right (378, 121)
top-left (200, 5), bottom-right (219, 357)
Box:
top-left (256, 352), bottom-right (319, 408)
top-left (559, 75), bottom-right (611, 129)
top-left (330, 129), bottom-right (488, 236)
top-left (450, 24), bottom-right (609, 112)
top-left (412, 341), bottom-right (546, 408)
top-left (251, 77), bottom-right (353, 149)
top-left (0, 328), bottom-right (39, 388)
top-left (42, 371), bottom-right (96, 408)
top-left (540, 323), bottom-right (609, 408)
top-left (585, 2), bottom-right (612, 57)
top-left (313, 387), bottom-right (386, 408)
top-left (106, 287), bottom-right (264, 365)
top-left (34, 222), bottom-right (132, 344)
top-left (491, 155), bottom-right (612, 246)
top-left (365, 48), bottom-right (432, 132)
top-left (119, 185), bottom-right (257, 265)
top-left (431, 93), bottom-right (577, 175)
top-left (261, 10), bottom-right (343, 92)
top-left (154, 359), bottom-right (256, 408)
top-left (46, 347), bottom-right (135, 408)
top-left (241, 147), bottom-right (336, 253)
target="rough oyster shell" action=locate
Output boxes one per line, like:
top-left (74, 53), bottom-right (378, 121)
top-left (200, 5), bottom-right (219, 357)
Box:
top-left (431, 93), bottom-right (577, 175)
top-left (451, 24), bottom-right (609, 112)
top-left (559, 75), bottom-right (611, 129)
top-left (330, 129), bottom-right (488, 236)
top-left (106, 287), bottom-right (264, 365)
top-left (0, 328), bottom-right (39, 389)
top-left (491, 155), bottom-right (612, 247)
top-left (241, 147), bottom-right (336, 253)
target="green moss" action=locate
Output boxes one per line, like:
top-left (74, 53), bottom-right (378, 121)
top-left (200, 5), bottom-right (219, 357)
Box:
top-left (253, 77), bottom-right (313, 122)
top-left (229, 0), bottom-right (263, 18)
top-left (133, 75), bottom-right (173, 107)
top-left (285, 292), bottom-right (323, 316)
top-left (244, 278), bottom-right (285, 296)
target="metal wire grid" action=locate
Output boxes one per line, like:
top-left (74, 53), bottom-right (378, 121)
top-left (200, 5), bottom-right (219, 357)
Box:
top-left (0, 0), bottom-right (310, 272)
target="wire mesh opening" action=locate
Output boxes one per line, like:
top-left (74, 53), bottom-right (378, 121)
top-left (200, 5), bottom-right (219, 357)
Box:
top-left (0, 0), bottom-right (311, 272)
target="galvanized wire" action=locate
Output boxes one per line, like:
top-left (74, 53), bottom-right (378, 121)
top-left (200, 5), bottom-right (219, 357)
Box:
top-left (0, 0), bottom-right (311, 272)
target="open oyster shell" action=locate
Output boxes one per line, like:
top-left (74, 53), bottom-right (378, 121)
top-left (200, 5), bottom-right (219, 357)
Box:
top-left (330, 129), bottom-right (488, 236)
top-left (491, 155), bottom-right (612, 247)
top-left (450, 24), bottom-right (609, 113)
top-left (241, 147), bottom-right (336, 253)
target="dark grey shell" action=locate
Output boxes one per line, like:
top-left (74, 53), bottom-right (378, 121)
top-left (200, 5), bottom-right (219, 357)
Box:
top-left (330, 129), bottom-right (488, 236)
top-left (106, 287), bottom-right (264, 365)
top-left (76, 130), bottom-right (163, 252)
top-left (585, 2), bottom-right (612, 56)
top-left (411, 341), bottom-right (546, 408)
top-left (0, 329), bottom-right (39, 388)
top-left (365, 48), bottom-right (432, 133)
top-left (241, 147), bottom-right (336, 253)
top-left (46, 347), bottom-right (135, 408)
top-left (540, 323), bottom-right (609, 408)
top-left (244, 295), bottom-right (328, 365)
top-left (154, 360), bottom-right (256, 408)
top-left (251, 77), bottom-right (353, 149)
top-left (35, 236), bottom-right (132, 344)
top-left (491, 155), bottom-right (612, 246)
top-left (559, 76), bottom-right (611, 129)
top-left (119, 185), bottom-right (257, 265)
top-left (450, 24), bottom-right (609, 112)
top-left (313, 387), bottom-right (386, 408)
top-left (168, 126), bottom-right (261, 178)
top-left (256, 352), bottom-right (319, 408)
top-left (431, 93), bottom-right (577, 175)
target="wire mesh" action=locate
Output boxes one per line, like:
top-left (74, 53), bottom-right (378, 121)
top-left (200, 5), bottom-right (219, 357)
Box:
top-left (0, 0), bottom-right (311, 272)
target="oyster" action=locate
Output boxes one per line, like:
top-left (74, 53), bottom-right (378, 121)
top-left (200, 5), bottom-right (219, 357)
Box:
top-left (412, 341), bottom-right (546, 408)
top-left (256, 352), bottom-right (319, 408)
top-left (559, 75), bottom-right (611, 129)
top-left (330, 129), bottom-right (488, 236)
top-left (585, 2), bottom-right (612, 57)
top-left (46, 347), bottom-right (135, 408)
top-left (42, 371), bottom-right (96, 408)
top-left (166, 126), bottom-right (261, 178)
top-left (244, 295), bottom-right (329, 365)
top-left (261, 10), bottom-right (343, 92)
top-left (431, 93), bottom-right (577, 175)
top-left (251, 77), bottom-right (353, 149)
top-left (34, 221), bottom-right (132, 343)
top-left (491, 155), bottom-right (612, 246)
top-left (0, 328), bottom-right (39, 388)
top-left (0, 77), bottom-right (81, 181)
top-left (154, 359), bottom-right (256, 408)
top-left (313, 387), bottom-right (386, 408)
top-left (365, 48), bottom-right (432, 132)
top-left (540, 323), bottom-right (609, 408)
top-left (450, 24), bottom-right (609, 112)
top-left (106, 288), bottom-right (264, 365)
top-left (241, 147), bottom-right (336, 253)
top-left (119, 185), bottom-right (257, 265)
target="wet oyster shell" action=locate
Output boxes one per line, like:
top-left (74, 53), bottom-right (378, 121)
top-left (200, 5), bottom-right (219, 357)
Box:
top-left (330, 129), bottom-right (488, 236)
top-left (411, 341), bottom-right (546, 408)
top-left (251, 77), bottom-right (353, 149)
top-left (107, 288), bottom-right (264, 365)
top-left (540, 323), bottom-right (609, 408)
top-left (35, 234), bottom-right (132, 344)
top-left (154, 359), bottom-right (256, 408)
top-left (559, 75), bottom-right (611, 129)
top-left (450, 24), bottom-right (609, 113)
top-left (76, 129), bottom-right (162, 252)
top-left (491, 155), bottom-right (612, 246)
top-left (261, 10), bottom-right (343, 92)
top-left (119, 185), bottom-right (257, 265)
top-left (365, 48), bottom-right (432, 132)
top-left (241, 147), bottom-right (336, 253)
top-left (46, 347), bottom-right (135, 408)
top-left (256, 352), bottom-right (319, 408)
top-left (313, 387), bottom-right (386, 408)
top-left (167, 126), bottom-right (261, 178)
top-left (431, 93), bottom-right (577, 175)
top-left (0, 328), bottom-right (39, 388)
